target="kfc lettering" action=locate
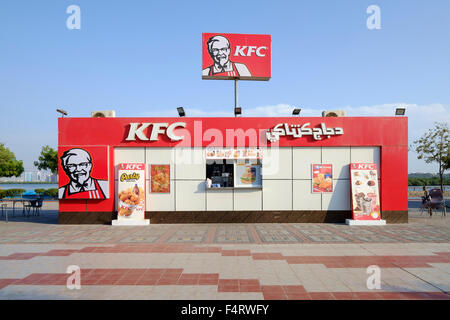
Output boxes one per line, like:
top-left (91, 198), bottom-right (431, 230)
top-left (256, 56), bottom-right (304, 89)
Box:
top-left (119, 163), bottom-right (145, 170)
top-left (351, 163), bottom-right (377, 170)
top-left (125, 122), bottom-right (186, 141)
top-left (234, 46), bottom-right (267, 57)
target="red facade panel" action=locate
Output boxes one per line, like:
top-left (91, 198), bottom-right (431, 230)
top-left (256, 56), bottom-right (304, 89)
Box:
top-left (58, 116), bottom-right (408, 214)
top-left (380, 146), bottom-right (409, 211)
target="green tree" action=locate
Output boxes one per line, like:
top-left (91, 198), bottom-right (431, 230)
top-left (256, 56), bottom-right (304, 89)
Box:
top-left (412, 122), bottom-right (450, 192)
top-left (34, 145), bottom-right (58, 174)
top-left (0, 143), bottom-right (24, 177)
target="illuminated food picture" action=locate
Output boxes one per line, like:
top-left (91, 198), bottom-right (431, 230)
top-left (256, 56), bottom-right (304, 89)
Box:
top-left (240, 167), bottom-right (256, 184)
top-left (152, 168), bottom-right (169, 192)
top-left (118, 185), bottom-right (144, 217)
top-left (313, 173), bottom-right (332, 191)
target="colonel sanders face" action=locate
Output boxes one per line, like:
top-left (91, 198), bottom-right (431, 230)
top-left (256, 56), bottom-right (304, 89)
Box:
top-left (62, 149), bottom-right (93, 186)
top-left (208, 36), bottom-right (231, 68)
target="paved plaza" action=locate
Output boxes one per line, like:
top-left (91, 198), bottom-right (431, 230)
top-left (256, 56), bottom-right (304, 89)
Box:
top-left (0, 200), bottom-right (449, 300)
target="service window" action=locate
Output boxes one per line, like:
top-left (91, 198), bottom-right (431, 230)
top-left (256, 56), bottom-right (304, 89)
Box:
top-left (206, 160), bottom-right (234, 188)
top-left (205, 148), bottom-right (263, 189)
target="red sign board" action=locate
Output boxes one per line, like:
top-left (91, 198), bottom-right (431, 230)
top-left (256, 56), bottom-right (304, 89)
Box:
top-left (58, 146), bottom-right (109, 199)
top-left (202, 33), bottom-right (271, 81)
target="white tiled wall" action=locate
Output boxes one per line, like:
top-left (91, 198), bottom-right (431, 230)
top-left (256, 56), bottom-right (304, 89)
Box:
top-left (114, 146), bottom-right (379, 212)
top-left (175, 147), bottom-right (206, 180)
top-left (262, 180), bottom-right (293, 210)
top-left (145, 148), bottom-right (175, 179)
top-left (262, 147), bottom-right (292, 179)
top-left (175, 180), bottom-right (206, 211)
top-left (350, 147), bottom-right (380, 168)
top-left (234, 189), bottom-right (262, 211)
top-left (322, 179), bottom-right (351, 210)
top-left (322, 147), bottom-right (351, 180)
top-left (293, 180), bottom-right (321, 210)
top-left (206, 190), bottom-right (233, 211)
top-left (146, 180), bottom-right (175, 211)
top-left (292, 147), bottom-right (321, 179)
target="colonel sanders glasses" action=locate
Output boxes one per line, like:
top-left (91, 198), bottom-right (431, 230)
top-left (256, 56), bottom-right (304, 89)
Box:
top-left (65, 162), bottom-right (91, 172)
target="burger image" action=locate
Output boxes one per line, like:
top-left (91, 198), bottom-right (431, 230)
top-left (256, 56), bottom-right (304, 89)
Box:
top-left (240, 167), bottom-right (256, 184)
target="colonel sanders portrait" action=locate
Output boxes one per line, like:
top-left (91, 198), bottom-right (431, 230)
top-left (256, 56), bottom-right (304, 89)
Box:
top-left (58, 148), bottom-right (109, 199)
top-left (202, 35), bottom-right (251, 77)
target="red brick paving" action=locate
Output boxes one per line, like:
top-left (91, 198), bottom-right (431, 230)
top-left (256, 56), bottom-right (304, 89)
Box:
top-left (2, 243), bottom-right (449, 270)
top-left (1, 268), bottom-right (449, 300)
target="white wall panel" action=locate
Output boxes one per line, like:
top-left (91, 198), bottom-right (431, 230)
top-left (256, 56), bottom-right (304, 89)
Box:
top-left (262, 180), bottom-right (292, 210)
top-left (234, 189), bottom-right (262, 211)
top-left (146, 180), bottom-right (175, 211)
top-left (350, 147), bottom-right (380, 168)
top-left (175, 180), bottom-right (206, 211)
top-left (175, 147), bottom-right (206, 180)
top-left (293, 180), bottom-right (321, 210)
top-left (114, 147), bottom-right (145, 180)
top-left (292, 147), bottom-right (321, 179)
top-left (206, 190), bottom-right (233, 211)
top-left (321, 147), bottom-right (350, 180)
top-left (262, 147), bottom-right (292, 179)
top-left (145, 147), bottom-right (175, 179)
top-left (322, 179), bottom-right (350, 210)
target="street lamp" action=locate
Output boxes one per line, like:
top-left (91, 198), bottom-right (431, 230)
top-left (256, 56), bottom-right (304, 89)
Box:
top-left (56, 109), bottom-right (68, 118)
top-left (234, 107), bottom-right (242, 117)
top-left (177, 107), bottom-right (185, 117)
top-left (292, 108), bottom-right (301, 116)
top-left (395, 108), bottom-right (406, 116)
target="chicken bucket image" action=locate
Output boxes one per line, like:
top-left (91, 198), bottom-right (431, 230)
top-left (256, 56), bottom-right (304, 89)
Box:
top-left (117, 163), bottom-right (145, 221)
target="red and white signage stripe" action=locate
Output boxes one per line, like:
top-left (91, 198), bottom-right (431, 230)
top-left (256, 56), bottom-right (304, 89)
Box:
top-left (89, 190), bottom-right (100, 199)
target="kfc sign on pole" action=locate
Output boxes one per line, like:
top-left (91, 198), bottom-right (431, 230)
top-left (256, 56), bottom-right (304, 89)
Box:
top-left (202, 33), bottom-right (271, 81)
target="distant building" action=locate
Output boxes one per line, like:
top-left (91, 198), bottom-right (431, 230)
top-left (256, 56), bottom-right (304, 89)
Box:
top-left (25, 172), bottom-right (33, 182)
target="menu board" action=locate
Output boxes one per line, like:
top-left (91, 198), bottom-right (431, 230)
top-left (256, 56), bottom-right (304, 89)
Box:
top-left (206, 148), bottom-right (262, 160)
top-left (117, 163), bottom-right (146, 221)
top-left (312, 164), bottom-right (333, 193)
top-left (350, 163), bottom-right (381, 220)
top-left (151, 165), bottom-right (170, 193)
top-left (234, 160), bottom-right (262, 188)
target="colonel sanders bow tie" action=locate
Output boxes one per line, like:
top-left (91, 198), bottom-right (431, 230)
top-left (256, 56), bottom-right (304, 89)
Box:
top-left (75, 182), bottom-right (89, 192)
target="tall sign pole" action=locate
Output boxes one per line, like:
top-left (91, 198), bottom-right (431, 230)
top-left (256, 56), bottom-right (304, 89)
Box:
top-left (202, 33), bottom-right (272, 115)
top-left (234, 79), bottom-right (238, 110)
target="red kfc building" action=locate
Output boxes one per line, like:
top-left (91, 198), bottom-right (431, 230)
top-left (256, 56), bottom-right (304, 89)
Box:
top-left (58, 116), bottom-right (408, 224)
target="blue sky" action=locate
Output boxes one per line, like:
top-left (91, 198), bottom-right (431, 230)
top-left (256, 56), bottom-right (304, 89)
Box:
top-left (0, 0), bottom-right (449, 173)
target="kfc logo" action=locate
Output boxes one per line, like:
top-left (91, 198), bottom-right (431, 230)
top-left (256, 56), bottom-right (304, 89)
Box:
top-left (202, 33), bottom-right (271, 81)
top-left (58, 147), bottom-right (109, 199)
top-left (203, 35), bottom-right (252, 78)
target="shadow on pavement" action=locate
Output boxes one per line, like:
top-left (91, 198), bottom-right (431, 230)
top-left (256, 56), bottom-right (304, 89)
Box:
top-left (1, 210), bottom-right (58, 225)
